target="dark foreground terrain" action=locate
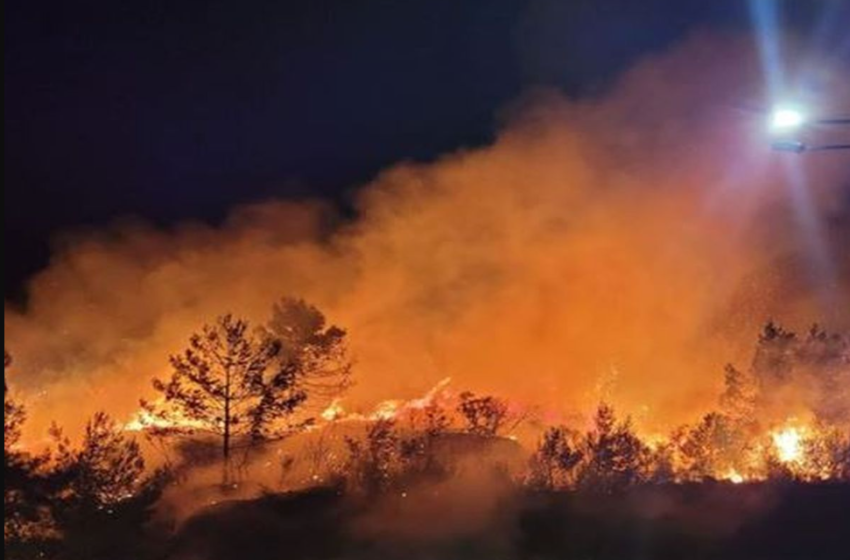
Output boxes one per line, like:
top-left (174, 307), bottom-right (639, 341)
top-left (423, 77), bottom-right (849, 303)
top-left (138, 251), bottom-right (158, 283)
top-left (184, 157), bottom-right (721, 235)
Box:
top-left (166, 483), bottom-right (850, 560)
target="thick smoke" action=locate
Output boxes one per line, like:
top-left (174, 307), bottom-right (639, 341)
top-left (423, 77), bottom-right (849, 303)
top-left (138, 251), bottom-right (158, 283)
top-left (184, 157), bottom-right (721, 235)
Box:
top-left (5, 33), bottom-right (850, 441)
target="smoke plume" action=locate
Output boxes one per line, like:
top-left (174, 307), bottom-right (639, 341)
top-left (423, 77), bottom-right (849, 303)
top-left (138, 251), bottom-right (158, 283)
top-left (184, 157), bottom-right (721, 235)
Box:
top-left (5, 33), bottom-right (850, 442)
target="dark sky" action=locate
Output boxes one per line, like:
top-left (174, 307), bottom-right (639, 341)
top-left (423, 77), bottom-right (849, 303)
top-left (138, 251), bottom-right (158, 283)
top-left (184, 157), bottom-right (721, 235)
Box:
top-left (3, 0), bottom-right (837, 298)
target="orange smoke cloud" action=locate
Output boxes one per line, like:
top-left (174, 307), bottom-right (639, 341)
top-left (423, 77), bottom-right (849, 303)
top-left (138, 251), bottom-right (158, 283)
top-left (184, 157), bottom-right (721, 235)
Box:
top-left (5, 33), bottom-right (850, 441)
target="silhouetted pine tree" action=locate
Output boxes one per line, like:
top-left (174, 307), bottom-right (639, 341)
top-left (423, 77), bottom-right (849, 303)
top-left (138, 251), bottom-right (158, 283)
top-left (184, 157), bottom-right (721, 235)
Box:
top-left (528, 426), bottom-right (583, 490)
top-left (264, 298), bottom-right (353, 401)
top-left (49, 413), bottom-right (168, 560)
top-left (145, 314), bottom-right (310, 477)
top-left (577, 404), bottom-right (651, 492)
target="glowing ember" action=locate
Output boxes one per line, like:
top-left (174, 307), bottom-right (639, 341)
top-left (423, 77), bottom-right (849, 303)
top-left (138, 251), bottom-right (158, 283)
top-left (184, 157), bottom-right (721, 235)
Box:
top-left (724, 469), bottom-right (745, 484)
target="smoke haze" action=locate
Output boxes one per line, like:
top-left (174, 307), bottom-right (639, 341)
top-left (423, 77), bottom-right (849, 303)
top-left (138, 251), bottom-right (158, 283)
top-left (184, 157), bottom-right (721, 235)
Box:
top-left (5, 33), bottom-right (850, 441)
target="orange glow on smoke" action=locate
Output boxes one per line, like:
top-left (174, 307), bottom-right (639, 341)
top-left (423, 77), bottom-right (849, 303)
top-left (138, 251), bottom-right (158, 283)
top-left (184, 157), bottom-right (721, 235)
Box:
top-left (3, 35), bottom-right (849, 488)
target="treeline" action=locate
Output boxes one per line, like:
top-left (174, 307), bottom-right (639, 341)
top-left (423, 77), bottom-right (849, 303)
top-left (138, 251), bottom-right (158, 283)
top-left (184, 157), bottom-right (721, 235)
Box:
top-left (5, 298), bottom-right (351, 559)
top-left (6, 351), bottom-right (166, 559)
top-left (5, 302), bottom-right (850, 560)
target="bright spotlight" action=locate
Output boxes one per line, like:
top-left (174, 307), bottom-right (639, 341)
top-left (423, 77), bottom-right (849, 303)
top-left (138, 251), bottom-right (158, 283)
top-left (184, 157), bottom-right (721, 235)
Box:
top-left (770, 107), bottom-right (805, 131)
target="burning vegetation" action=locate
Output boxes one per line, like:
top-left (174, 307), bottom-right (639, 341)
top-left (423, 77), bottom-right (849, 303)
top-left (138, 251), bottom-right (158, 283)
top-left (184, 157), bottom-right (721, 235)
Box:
top-left (5, 315), bottom-right (850, 558)
top-left (4, 34), bottom-right (850, 560)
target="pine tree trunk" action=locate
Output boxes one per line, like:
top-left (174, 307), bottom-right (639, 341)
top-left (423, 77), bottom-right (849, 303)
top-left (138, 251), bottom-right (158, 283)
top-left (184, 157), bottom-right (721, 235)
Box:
top-left (223, 364), bottom-right (232, 486)
top-left (224, 411), bottom-right (231, 460)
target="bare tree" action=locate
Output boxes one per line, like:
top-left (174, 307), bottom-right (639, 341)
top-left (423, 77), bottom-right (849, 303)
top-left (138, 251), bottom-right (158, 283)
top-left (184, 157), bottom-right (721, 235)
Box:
top-left (297, 430), bottom-right (339, 488)
top-left (344, 419), bottom-right (400, 495)
top-left (457, 392), bottom-right (510, 437)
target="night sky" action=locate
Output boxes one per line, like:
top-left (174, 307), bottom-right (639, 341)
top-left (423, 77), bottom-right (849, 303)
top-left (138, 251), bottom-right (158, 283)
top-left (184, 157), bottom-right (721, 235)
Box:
top-left (3, 1), bottom-right (839, 298)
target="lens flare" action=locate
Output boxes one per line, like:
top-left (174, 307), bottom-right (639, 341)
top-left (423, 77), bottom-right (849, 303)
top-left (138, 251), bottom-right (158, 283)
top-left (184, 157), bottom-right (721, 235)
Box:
top-left (770, 107), bottom-right (805, 131)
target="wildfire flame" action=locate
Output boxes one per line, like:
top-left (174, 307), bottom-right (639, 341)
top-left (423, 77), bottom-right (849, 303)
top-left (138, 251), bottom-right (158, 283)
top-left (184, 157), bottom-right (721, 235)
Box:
top-left (772, 426), bottom-right (805, 465)
top-left (724, 469), bottom-right (746, 485)
top-left (124, 401), bottom-right (207, 433)
top-left (318, 378), bottom-right (454, 425)
top-left (128, 378), bottom-right (456, 433)
top-left (119, 375), bottom-right (848, 487)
